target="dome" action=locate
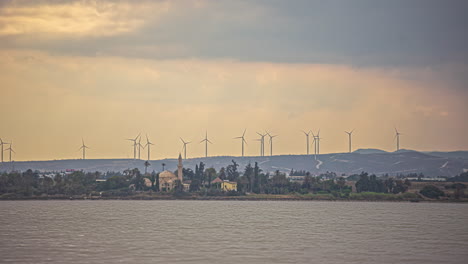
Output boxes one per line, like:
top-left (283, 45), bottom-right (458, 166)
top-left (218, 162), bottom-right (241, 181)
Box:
top-left (159, 170), bottom-right (177, 179)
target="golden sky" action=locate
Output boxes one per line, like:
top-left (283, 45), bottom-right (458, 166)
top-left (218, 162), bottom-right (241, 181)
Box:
top-left (1, 0), bottom-right (467, 161)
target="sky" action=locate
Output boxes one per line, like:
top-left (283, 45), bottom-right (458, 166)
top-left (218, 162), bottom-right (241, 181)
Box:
top-left (1, 0), bottom-right (467, 161)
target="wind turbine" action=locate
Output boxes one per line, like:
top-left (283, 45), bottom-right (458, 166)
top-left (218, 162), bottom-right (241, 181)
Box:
top-left (394, 128), bottom-right (402, 151)
top-left (234, 129), bottom-right (247, 157)
top-left (180, 138), bottom-right (191, 159)
top-left (316, 130), bottom-right (321, 155)
top-left (126, 133), bottom-right (140, 159)
top-left (200, 131), bottom-right (212, 158)
top-left (311, 130), bottom-right (321, 160)
top-left (145, 134), bottom-right (154, 160)
top-left (0, 138), bottom-right (10, 163)
top-left (266, 132), bottom-right (277, 156)
top-left (256, 132), bottom-right (266, 156)
top-left (79, 139), bottom-right (89, 160)
top-left (345, 129), bottom-right (355, 153)
top-left (254, 138), bottom-right (263, 156)
top-left (302, 130), bottom-right (312, 155)
top-left (5, 142), bottom-right (15, 162)
top-left (137, 136), bottom-right (145, 160)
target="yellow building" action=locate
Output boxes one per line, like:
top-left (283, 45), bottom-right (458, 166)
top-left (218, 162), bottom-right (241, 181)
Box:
top-left (212, 177), bottom-right (237, 191)
top-left (221, 181), bottom-right (237, 191)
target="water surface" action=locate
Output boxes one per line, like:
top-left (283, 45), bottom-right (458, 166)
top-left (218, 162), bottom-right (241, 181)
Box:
top-left (1, 201), bottom-right (467, 263)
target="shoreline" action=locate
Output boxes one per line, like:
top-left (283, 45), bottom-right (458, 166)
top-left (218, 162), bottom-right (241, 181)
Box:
top-left (1, 194), bottom-right (467, 203)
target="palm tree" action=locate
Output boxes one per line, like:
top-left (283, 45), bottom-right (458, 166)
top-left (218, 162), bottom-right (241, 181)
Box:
top-left (144, 161), bottom-right (151, 175)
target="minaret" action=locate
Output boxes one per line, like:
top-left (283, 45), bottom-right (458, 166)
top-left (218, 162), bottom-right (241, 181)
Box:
top-left (177, 153), bottom-right (183, 182)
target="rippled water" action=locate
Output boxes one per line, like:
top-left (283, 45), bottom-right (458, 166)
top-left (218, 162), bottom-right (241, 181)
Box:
top-left (0, 200), bottom-right (467, 264)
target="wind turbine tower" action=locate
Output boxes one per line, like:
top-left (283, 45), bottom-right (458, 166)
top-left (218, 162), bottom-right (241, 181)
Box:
top-left (137, 137), bottom-right (145, 160)
top-left (0, 138), bottom-right (10, 163)
top-left (180, 138), bottom-right (191, 159)
top-left (126, 133), bottom-right (140, 159)
top-left (145, 135), bottom-right (154, 160)
top-left (302, 130), bottom-right (312, 155)
top-left (395, 128), bottom-right (402, 151)
top-left (267, 132), bottom-right (277, 156)
top-left (311, 130), bottom-right (320, 160)
top-left (79, 139), bottom-right (90, 160)
top-left (254, 138), bottom-right (262, 156)
top-left (345, 129), bottom-right (354, 153)
top-left (5, 142), bottom-right (15, 162)
top-left (200, 131), bottom-right (212, 158)
top-left (234, 129), bottom-right (247, 157)
top-left (256, 132), bottom-right (266, 156)
top-left (316, 130), bottom-right (321, 155)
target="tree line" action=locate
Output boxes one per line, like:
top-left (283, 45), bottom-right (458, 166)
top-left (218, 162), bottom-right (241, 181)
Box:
top-left (1, 164), bottom-right (466, 199)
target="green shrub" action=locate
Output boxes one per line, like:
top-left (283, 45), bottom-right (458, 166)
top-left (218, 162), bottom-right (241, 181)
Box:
top-left (420, 185), bottom-right (445, 199)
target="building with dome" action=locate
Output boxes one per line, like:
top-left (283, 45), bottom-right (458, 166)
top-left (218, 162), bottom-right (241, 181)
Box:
top-left (158, 153), bottom-right (184, 191)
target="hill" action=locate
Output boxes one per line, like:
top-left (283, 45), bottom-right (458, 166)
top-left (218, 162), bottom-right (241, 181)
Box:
top-left (353, 148), bottom-right (388, 154)
top-left (1, 151), bottom-right (467, 177)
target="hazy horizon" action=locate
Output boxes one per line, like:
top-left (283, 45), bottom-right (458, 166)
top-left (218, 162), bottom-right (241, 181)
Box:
top-left (1, 0), bottom-right (467, 161)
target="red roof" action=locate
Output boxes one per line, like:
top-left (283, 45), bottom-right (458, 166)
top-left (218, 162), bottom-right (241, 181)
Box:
top-left (211, 177), bottom-right (223, 184)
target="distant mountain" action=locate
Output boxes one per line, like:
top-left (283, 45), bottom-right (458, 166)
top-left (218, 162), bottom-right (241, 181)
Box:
top-left (353, 148), bottom-right (388, 154)
top-left (2, 151), bottom-right (468, 177)
top-left (394, 149), bottom-right (418, 153)
top-left (425, 151), bottom-right (468, 160)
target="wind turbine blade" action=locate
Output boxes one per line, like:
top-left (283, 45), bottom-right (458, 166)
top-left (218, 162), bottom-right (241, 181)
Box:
top-left (134, 133), bottom-right (141, 141)
top-left (242, 129), bottom-right (246, 137)
top-left (208, 139), bottom-right (213, 144)
top-left (234, 136), bottom-right (242, 139)
top-left (200, 140), bottom-right (205, 143)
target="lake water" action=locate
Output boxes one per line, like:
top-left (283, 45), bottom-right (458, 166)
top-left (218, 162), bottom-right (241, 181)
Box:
top-left (0, 200), bottom-right (467, 264)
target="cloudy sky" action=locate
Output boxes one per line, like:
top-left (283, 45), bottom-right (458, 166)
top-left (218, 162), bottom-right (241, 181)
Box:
top-left (1, 0), bottom-right (467, 161)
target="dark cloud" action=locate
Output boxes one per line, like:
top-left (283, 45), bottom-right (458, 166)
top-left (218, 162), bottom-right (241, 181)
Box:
top-left (0, 0), bottom-right (467, 67)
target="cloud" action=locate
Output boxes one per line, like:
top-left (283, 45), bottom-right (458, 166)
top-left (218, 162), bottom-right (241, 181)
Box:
top-left (0, 1), bottom-right (467, 160)
top-left (0, 0), bottom-right (171, 37)
top-left (0, 0), bottom-right (467, 67)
